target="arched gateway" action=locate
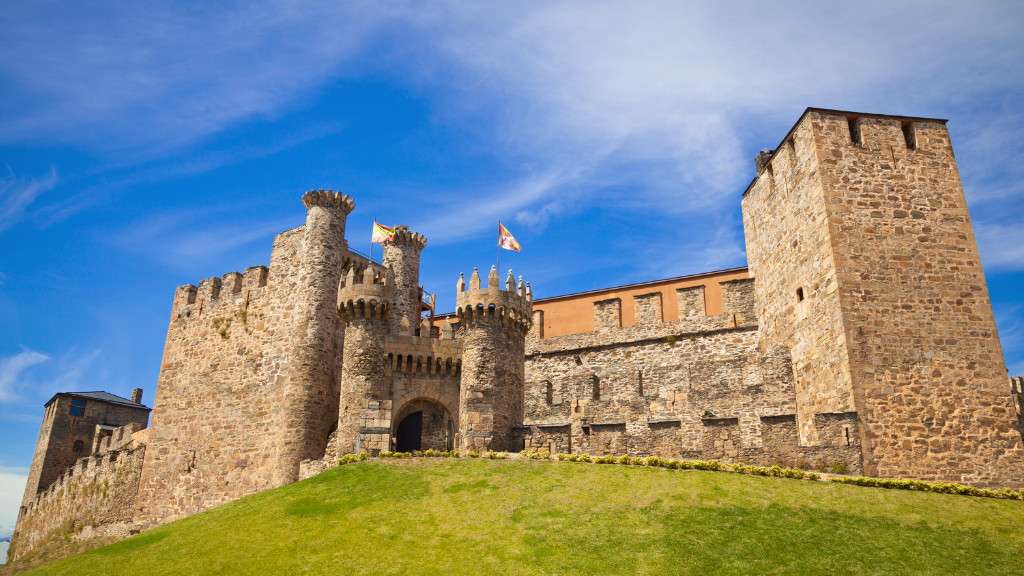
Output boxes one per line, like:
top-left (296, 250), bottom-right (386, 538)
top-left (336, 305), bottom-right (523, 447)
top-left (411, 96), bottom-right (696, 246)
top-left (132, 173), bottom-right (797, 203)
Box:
top-left (392, 398), bottom-right (455, 452)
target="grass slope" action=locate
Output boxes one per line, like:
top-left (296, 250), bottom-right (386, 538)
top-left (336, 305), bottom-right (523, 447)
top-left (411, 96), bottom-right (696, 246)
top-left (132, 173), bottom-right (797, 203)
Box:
top-left (22, 459), bottom-right (1024, 575)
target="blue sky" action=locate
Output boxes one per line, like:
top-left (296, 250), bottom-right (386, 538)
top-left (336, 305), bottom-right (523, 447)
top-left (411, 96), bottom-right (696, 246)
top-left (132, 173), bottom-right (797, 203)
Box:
top-left (1, 1), bottom-right (1023, 540)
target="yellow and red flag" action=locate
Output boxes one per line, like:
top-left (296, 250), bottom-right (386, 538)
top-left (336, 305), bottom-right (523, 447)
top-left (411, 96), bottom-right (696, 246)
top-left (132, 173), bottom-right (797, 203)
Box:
top-left (498, 221), bottom-right (521, 252)
top-left (372, 221), bottom-right (395, 243)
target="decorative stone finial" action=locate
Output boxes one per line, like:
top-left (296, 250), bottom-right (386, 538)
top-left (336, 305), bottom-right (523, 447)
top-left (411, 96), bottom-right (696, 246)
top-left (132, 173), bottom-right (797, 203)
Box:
top-left (420, 316), bottom-right (432, 337)
top-left (525, 281), bottom-right (533, 302)
top-left (506, 269), bottom-right (515, 292)
top-left (470, 268), bottom-right (481, 290)
top-left (488, 266), bottom-right (499, 289)
top-left (517, 276), bottom-right (526, 297)
top-left (400, 314), bottom-right (412, 336)
top-left (457, 272), bottom-right (466, 292)
top-left (441, 318), bottom-right (453, 340)
top-left (345, 267), bottom-right (356, 287)
top-left (362, 266), bottom-right (376, 285)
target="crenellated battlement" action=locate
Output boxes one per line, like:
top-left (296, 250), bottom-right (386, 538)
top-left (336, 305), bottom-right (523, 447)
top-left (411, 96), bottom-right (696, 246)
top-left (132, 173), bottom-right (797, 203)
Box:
top-left (301, 188), bottom-right (356, 213)
top-left (173, 266), bottom-right (269, 311)
top-left (336, 265), bottom-right (395, 323)
top-left (455, 266), bottom-right (533, 332)
top-left (384, 225), bottom-right (428, 250)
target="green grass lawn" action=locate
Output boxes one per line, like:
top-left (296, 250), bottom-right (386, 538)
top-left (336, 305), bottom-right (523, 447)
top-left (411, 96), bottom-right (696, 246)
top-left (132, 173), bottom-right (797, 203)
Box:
top-left (22, 459), bottom-right (1024, 575)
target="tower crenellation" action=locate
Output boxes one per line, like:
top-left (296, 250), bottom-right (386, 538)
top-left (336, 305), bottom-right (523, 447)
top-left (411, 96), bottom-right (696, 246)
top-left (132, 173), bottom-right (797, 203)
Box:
top-left (335, 265), bottom-right (395, 455)
top-left (456, 266), bottom-right (533, 453)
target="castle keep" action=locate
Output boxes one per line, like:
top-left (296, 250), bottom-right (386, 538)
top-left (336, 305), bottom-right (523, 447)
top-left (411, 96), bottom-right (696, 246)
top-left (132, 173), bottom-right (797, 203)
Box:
top-left (12, 108), bottom-right (1024, 562)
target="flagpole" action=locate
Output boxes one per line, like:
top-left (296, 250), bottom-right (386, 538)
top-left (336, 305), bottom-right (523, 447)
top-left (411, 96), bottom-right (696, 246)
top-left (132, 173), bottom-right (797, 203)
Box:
top-left (371, 216), bottom-right (375, 263)
top-left (497, 221), bottom-right (500, 274)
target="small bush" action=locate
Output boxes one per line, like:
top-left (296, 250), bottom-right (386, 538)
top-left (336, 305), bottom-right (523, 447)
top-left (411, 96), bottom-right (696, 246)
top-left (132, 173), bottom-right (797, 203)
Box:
top-left (831, 461), bottom-right (849, 475)
top-left (618, 455), bottom-right (631, 465)
top-left (807, 473), bottom-right (821, 481)
top-left (576, 454), bottom-right (592, 463)
top-left (468, 451), bottom-right (480, 458)
top-left (595, 455), bottom-right (616, 464)
top-left (556, 453), bottom-right (570, 461)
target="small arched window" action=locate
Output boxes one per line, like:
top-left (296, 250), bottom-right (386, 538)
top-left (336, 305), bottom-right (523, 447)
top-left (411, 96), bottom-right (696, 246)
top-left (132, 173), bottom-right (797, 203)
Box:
top-left (638, 369), bottom-right (644, 396)
top-left (796, 287), bottom-right (805, 302)
top-left (592, 375), bottom-right (600, 401)
top-left (72, 440), bottom-right (84, 453)
top-left (545, 380), bottom-right (553, 405)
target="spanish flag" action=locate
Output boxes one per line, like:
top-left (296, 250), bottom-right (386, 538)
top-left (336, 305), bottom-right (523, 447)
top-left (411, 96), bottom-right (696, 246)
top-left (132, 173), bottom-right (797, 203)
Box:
top-left (372, 221), bottom-right (395, 243)
top-left (498, 221), bottom-right (521, 251)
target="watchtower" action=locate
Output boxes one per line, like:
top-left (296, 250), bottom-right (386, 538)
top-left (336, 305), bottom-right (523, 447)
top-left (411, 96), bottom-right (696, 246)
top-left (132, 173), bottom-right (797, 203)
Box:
top-left (455, 267), bottom-right (533, 453)
top-left (20, 391), bottom-right (149, 510)
top-left (280, 190), bottom-right (355, 481)
top-left (381, 226), bottom-right (428, 335)
top-left (742, 108), bottom-right (1023, 486)
top-left (335, 266), bottom-right (395, 455)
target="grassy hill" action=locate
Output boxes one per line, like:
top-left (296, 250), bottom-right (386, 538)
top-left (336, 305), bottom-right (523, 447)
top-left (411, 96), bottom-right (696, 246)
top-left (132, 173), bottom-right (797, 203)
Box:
top-left (13, 458), bottom-right (1024, 575)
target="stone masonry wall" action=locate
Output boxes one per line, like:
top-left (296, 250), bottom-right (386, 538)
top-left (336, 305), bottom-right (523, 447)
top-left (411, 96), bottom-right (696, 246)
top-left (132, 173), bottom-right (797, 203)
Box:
top-left (20, 395), bottom-right (149, 510)
top-left (743, 132), bottom-right (853, 446)
top-left (520, 279), bottom-right (850, 467)
top-left (745, 109), bottom-right (1023, 487)
top-left (10, 439), bottom-right (147, 562)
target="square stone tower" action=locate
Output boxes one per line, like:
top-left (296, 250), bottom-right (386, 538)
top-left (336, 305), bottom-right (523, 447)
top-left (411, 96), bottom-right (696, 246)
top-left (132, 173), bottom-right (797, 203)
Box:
top-left (742, 108), bottom-right (1023, 486)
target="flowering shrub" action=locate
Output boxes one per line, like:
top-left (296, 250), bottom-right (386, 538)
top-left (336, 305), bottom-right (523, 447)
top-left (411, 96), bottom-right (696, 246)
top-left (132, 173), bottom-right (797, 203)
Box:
top-left (467, 450), bottom-right (480, 458)
top-left (556, 453), bottom-right (570, 461)
top-left (829, 476), bottom-right (1024, 500)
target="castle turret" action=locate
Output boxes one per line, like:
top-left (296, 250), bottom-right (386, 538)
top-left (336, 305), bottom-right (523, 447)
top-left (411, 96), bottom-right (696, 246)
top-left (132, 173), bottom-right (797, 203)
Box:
top-left (382, 226), bottom-right (428, 336)
top-left (335, 266), bottom-right (395, 455)
top-left (455, 267), bottom-right (533, 453)
top-left (279, 189), bottom-right (355, 482)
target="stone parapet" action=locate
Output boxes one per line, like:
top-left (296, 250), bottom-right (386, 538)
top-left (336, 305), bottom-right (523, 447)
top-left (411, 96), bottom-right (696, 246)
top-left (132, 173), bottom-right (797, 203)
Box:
top-left (336, 266), bottom-right (395, 323)
top-left (386, 334), bottom-right (463, 377)
top-left (11, 444), bottom-right (147, 563)
top-left (301, 188), bottom-right (356, 213)
top-left (455, 267), bottom-right (533, 333)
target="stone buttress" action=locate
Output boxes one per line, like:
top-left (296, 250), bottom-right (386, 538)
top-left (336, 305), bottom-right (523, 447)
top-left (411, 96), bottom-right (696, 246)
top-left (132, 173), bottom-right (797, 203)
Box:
top-left (335, 266), bottom-right (395, 455)
top-left (456, 267), bottom-right (532, 452)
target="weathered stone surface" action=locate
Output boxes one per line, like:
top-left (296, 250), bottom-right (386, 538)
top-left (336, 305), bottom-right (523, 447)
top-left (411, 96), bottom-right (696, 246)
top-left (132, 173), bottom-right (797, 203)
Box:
top-left (743, 110), bottom-right (1024, 486)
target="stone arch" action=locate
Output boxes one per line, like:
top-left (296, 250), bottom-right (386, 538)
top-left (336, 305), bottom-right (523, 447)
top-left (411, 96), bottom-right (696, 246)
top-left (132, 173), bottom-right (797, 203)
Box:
top-left (391, 397), bottom-right (456, 452)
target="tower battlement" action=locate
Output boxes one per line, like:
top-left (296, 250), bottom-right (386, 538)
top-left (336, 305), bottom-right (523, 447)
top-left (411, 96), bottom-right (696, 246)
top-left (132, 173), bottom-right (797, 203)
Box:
top-left (336, 266), bottom-right (395, 323)
top-left (385, 225), bottom-right (428, 250)
top-left (301, 188), bottom-right (355, 213)
top-left (455, 267), bottom-right (533, 332)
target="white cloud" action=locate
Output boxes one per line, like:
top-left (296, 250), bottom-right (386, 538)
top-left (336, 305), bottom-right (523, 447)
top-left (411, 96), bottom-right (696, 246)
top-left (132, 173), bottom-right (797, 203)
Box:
top-left (0, 167), bottom-right (58, 232)
top-left (0, 466), bottom-right (29, 542)
top-left (0, 349), bottom-right (49, 402)
top-left (975, 223), bottom-right (1024, 272)
top-left (0, 347), bottom-right (101, 405)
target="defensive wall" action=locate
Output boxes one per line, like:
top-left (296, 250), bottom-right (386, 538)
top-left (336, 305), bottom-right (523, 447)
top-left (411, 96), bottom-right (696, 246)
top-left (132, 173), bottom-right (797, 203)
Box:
top-left (518, 278), bottom-right (862, 472)
top-left (743, 108), bottom-right (1023, 486)
top-left (9, 424), bottom-right (149, 562)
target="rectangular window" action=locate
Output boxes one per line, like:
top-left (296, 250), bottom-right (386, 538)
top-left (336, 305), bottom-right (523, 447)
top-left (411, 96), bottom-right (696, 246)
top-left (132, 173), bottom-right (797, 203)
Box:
top-left (69, 399), bottom-right (86, 417)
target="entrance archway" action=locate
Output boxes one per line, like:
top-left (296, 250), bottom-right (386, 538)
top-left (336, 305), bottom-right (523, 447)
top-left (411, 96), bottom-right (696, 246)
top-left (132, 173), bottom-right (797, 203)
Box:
top-left (392, 398), bottom-right (454, 452)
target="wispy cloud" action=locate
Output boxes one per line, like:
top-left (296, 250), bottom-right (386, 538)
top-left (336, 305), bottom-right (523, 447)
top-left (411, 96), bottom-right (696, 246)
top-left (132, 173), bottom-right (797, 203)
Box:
top-left (0, 465), bottom-right (28, 540)
top-left (113, 206), bottom-right (301, 270)
top-left (975, 223), bottom-right (1024, 271)
top-left (0, 347), bottom-right (101, 405)
top-left (0, 349), bottom-right (49, 402)
top-left (0, 166), bottom-right (58, 232)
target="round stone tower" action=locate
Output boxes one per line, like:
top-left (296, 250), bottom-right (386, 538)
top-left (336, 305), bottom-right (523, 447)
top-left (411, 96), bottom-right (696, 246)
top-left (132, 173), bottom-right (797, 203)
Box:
top-left (455, 266), bottom-right (533, 453)
top-left (336, 266), bottom-right (395, 455)
top-left (381, 226), bottom-right (428, 336)
top-left (279, 189), bottom-right (355, 483)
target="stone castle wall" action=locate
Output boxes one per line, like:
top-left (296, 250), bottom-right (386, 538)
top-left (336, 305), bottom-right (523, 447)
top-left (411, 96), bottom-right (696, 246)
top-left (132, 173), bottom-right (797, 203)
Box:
top-left (10, 426), bottom-right (148, 562)
top-left (744, 109), bottom-right (1023, 486)
top-left (21, 395), bottom-right (149, 510)
top-left (519, 279), bottom-right (862, 472)
top-left (133, 218), bottom-right (383, 530)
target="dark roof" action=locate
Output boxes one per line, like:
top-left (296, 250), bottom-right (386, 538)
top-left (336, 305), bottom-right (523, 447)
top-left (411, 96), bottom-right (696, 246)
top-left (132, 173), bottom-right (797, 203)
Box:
top-left (742, 107), bottom-right (950, 197)
top-left (44, 391), bottom-right (150, 411)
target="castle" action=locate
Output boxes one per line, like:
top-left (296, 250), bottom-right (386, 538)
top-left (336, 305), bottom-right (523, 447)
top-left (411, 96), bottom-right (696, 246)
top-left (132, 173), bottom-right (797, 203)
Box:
top-left (11, 108), bottom-right (1024, 562)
